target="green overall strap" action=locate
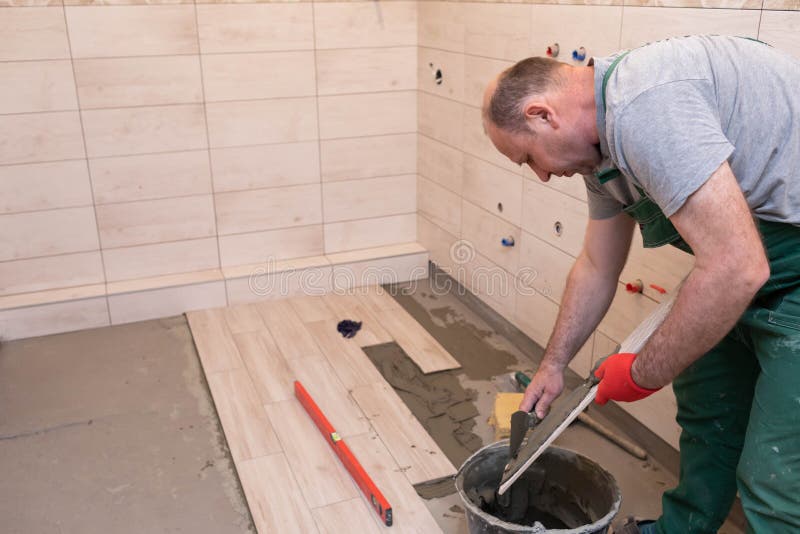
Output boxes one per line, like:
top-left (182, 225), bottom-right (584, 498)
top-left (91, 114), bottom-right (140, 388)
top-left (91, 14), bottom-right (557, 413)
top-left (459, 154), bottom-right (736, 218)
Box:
top-left (594, 51), bottom-right (631, 185)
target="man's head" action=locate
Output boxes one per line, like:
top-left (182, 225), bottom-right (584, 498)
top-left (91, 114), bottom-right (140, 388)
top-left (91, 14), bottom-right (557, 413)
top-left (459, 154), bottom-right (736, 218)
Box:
top-left (482, 57), bottom-right (600, 182)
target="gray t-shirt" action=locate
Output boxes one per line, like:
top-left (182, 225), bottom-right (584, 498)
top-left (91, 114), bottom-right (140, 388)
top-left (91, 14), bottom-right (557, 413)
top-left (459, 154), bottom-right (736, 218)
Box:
top-left (586, 35), bottom-right (800, 226)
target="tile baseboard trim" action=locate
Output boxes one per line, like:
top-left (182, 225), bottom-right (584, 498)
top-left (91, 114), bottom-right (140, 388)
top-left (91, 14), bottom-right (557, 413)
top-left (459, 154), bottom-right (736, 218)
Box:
top-left (0, 242), bottom-right (428, 340)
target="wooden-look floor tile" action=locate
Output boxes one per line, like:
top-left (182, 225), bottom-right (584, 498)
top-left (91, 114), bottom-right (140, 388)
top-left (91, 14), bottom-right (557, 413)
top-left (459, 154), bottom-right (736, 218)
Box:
top-left (373, 308), bottom-right (460, 373)
top-left (234, 331), bottom-right (295, 404)
top-left (288, 295), bottom-right (336, 323)
top-left (289, 356), bottom-right (370, 438)
top-left (305, 320), bottom-right (385, 390)
top-left (238, 453), bottom-right (320, 534)
top-left (186, 308), bottom-right (243, 373)
top-left (222, 304), bottom-right (265, 334)
top-left (256, 299), bottom-right (323, 360)
top-left (351, 382), bottom-right (456, 485)
top-left (205, 369), bottom-right (281, 463)
top-left (348, 433), bottom-right (444, 533)
top-left (322, 293), bottom-right (393, 347)
top-left (312, 498), bottom-right (382, 534)
top-left (265, 399), bottom-right (359, 508)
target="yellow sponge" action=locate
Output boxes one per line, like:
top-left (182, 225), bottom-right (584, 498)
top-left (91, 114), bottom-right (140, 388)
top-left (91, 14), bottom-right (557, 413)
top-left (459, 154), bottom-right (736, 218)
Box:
top-left (488, 393), bottom-right (524, 441)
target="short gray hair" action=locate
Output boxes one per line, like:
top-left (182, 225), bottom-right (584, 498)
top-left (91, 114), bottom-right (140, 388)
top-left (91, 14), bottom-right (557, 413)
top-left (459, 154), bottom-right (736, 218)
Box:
top-left (486, 57), bottom-right (564, 133)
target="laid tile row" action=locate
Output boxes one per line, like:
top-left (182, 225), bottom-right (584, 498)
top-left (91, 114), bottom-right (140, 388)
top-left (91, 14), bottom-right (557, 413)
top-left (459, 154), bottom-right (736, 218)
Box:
top-left (4, 0), bottom-right (794, 8)
top-left (0, 92), bottom-right (416, 165)
top-left (419, 2), bottom-right (799, 61)
top-left (0, 3), bottom-right (417, 61)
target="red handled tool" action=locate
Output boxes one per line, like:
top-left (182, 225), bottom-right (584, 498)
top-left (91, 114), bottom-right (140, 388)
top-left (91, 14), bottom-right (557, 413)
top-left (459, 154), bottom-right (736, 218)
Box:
top-left (294, 380), bottom-right (393, 526)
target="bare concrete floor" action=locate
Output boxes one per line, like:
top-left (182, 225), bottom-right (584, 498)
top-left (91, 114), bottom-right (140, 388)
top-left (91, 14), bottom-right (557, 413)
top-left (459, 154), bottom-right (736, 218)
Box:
top-left (0, 285), bottom-right (742, 533)
top-left (0, 316), bottom-right (254, 534)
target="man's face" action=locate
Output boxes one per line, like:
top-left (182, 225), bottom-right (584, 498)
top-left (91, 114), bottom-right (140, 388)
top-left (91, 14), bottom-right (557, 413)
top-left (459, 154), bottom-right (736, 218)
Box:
top-left (484, 119), bottom-right (600, 183)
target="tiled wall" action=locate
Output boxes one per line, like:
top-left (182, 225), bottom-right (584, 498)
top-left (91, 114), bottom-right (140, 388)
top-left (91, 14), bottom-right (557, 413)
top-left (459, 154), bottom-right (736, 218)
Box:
top-left (0, 0), bottom-right (418, 302)
top-left (416, 0), bottom-right (800, 448)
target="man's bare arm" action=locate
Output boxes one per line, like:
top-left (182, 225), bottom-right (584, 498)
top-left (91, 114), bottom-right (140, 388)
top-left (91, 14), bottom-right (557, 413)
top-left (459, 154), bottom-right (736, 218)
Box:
top-left (631, 162), bottom-right (769, 389)
top-left (521, 211), bottom-right (635, 415)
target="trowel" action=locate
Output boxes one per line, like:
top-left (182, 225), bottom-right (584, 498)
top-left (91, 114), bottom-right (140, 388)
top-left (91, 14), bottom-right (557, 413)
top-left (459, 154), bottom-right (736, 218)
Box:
top-left (498, 280), bottom-right (684, 495)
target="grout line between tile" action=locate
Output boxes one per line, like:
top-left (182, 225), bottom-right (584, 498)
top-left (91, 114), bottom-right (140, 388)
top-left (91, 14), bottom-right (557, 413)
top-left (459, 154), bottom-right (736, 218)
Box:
top-left (60, 1), bottom-right (112, 326)
top-left (191, 0), bottom-right (226, 305)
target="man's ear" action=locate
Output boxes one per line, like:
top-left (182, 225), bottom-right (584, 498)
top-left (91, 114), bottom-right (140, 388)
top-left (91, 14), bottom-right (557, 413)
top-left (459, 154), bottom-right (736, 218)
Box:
top-left (523, 99), bottom-right (557, 133)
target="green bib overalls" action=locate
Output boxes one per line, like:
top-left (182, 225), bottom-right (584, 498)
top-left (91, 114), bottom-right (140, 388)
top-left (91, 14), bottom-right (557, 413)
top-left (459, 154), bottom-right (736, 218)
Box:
top-left (599, 52), bottom-right (800, 534)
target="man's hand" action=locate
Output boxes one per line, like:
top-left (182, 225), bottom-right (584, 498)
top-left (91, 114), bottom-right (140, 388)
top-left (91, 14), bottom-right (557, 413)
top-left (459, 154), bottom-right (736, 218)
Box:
top-left (594, 353), bottom-right (660, 405)
top-left (519, 363), bottom-right (564, 418)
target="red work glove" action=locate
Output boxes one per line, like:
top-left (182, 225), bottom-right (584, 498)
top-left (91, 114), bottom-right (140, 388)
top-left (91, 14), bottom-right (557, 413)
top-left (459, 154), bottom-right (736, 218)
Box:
top-left (594, 353), bottom-right (660, 405)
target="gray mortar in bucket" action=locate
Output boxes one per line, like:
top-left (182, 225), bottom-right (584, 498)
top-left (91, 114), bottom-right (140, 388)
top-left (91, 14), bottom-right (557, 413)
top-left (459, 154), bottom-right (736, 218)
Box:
top-left (455, 441), bottom-right (621, 534)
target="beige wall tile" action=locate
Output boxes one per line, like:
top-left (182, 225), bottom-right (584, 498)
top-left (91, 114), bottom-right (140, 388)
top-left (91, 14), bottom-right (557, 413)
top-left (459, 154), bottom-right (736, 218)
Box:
top-left (202, 51), bottom-right (316, 102)
top-left (0, 7), bottom-right (69, 61)
top-left (320, 133), bottom-right (416, 182)
top-left (210, 142), bottom-right (319, 192)
top-left (219, 225), bottom-right (324, 267)
top-left (628, 0), bottom-right (759, 7)
top-left (82, 104), bottom-right (206, 158)
top-left (324, 213), bottom-right (416, 254)
top-left (66, 5), bottom-right (198, 58)
top-left (197, 4), bottom-right (313, 53)
top-left (460, 199), bottom-right (520, 274)
top-left (317, 47), bottom-right (416, 95)
top-left (0, 252), bottom-right (104, 296)
top-left (462, 105), bottom-right (521, 174)
top-left (621, 229), bottom-right (694, 302)
top-left (521, 178), bottom-right (588, 257)
top-left (620, 7), bottom-right (760, 48)
top-left (529, 5), bottom-right (622, 62)
top-left (226, 265), bottom-right (333, 305)
top-left (463, 54), bottom-right (512, 108)
top-left (418, 134), bottom-right (463, 194)
top-left (461, 250), bottom-right (517, 319)
top-left (108, 281), bottom-right (226, 324)
top-left (215, 184), bottom-right (322, 235)
top-left (74, 56), bottom-right (202, 109)
top-left (417, 213), bottom-right (459, 273)
top-left (463, 3), bottom-right (531, 61)
top-left (0, 297), bottom-right (109, 340)
top-left (103, 237), bottom-right (219, 282)
top-left (0, 160), bottom-right (92, 214)
top-left (90, 150), bottom-right (211, 204)
top-left (206, 98), bottom-right (317, 148)
top-left (418, 92), bottom-right (464, 148)
top-left (763, 0), bottom-right (800, 9)
top-left (0, 111), bottom-right (84, 165)
top-left (331, 252), bottom-right (427, 291)
top-left (538, 173), bottom-right (589, 202)
top-left (417, 175), bottom-right (461, 237)
top-left (318, 91), bottom-right (416, 139)
top-left (323, 174), bottom-right (416, 223)
top-left (419, 47), bottom-right (465, 103)
top-left (598, 282), bottom-right (659, 344)
top-left (418, 1), bottom-right (465, 53)
top-left (96, 195), bottom-right (216, 248)
top-left (314, 1), bottom-right (416, 49)
top-left (518, 230), bottom-right (574, 304)
top-left (0, 61), bottom-right (77, 114)
top-left (514, 287), bottom-right (559, 348)
top-left (759, 10), bottom-right (800, 58)
top-left (462, 154), bottom-right (523, 227)
top-left (0, 207), bottom-right (99, 261)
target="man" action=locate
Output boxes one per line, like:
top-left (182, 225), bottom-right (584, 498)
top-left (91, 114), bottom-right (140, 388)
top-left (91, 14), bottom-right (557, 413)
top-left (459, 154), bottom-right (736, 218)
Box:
top-left (482, 35), bottom-right (800, 533)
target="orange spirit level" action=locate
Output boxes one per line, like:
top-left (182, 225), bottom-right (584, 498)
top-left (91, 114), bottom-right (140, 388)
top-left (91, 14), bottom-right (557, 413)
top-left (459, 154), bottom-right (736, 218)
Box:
top-left (294, 380), bottom-right (393, 526)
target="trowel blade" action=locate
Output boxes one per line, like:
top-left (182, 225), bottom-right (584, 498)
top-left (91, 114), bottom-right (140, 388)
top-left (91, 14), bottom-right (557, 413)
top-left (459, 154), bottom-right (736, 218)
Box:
top-left (498, 379), bottom-right (598, 495)
top-left (508, 410), bottom-right (534, 459)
